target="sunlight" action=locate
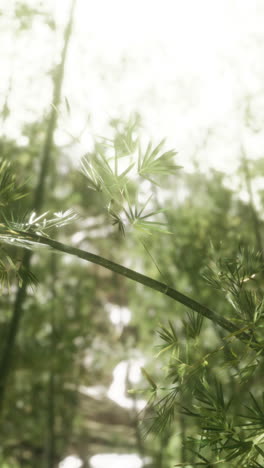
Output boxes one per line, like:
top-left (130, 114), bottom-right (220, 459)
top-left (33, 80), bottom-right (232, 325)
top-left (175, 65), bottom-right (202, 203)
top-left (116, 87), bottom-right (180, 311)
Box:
top-left (107, 360), bottom-right (146, 410)
top-left (59, 455), bottom-right (82, 468)
top-left (90, 453), bottom-right (144, 468)
top-left (2, 0), bottom-right (263, 173)
top-left (66, 0), bottom-right (264, 172)
top-left (106, 303), bottom-right (131, 329)
top-left (79, 358), bottom-right (146, 410)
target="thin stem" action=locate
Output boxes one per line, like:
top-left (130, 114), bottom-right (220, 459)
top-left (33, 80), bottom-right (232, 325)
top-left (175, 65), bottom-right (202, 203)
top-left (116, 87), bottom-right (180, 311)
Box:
top-left (15, 230), bottom-right (256, 345)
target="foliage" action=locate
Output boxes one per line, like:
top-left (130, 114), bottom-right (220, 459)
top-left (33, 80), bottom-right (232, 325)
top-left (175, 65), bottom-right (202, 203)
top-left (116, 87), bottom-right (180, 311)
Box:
top-left (1, 10), bottom-right (264, 463)
top-left (2, 121), bottom-right (264, 467)
top-left (139, 243), bottom-right (264, 466)
top-left (0, 158), bottom-right (26, 207)
top-left (80, 118), bottom-right (179, 238)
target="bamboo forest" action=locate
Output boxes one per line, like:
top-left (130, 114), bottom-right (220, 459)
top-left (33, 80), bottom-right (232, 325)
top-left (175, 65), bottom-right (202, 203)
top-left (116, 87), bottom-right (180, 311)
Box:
top-left (1, 1), bottom-right (264, 467)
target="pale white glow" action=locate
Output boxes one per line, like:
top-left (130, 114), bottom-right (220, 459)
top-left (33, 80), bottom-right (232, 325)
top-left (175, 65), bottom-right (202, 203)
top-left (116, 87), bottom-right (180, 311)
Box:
top-left (106, 303), bottom-right (132, 328)
top-left (107, 360), bottom-right (146, 410)
top-left (59, 455), bottom-right (82, 468)
top-left (79, 358), bottom-right (146, 410)
top-left (71, 231), bottom-right (85, 244)
top-left (78, 384), bottom-right (107, 399)
top-left (110, 306), bottom-right (131, 326)
top-left (90, 453), bottom-right (144, 468)
top-left (66, 0), bottom-right (264, 173)
top-left (2, 0), bottom-right (264, 176)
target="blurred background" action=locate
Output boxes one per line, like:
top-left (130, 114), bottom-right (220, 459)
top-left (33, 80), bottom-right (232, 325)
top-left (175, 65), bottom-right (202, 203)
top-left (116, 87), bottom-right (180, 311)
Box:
top-left (1, 1), bottom-right (264, 467)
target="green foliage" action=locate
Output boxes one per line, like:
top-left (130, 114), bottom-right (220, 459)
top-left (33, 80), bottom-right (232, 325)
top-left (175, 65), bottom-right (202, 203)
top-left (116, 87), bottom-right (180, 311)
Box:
top-left (203, 246), bottom-right (264, 339)
top-left (0, 156), bottom-right (77, 291)
top-left (141, 246), bottom-right (264, 466)
top-left (80, 121), bottom-right (180, 238)
top-left (138, 139), bottom-right (181, 184)
top-left (111, 113), bottom-right (140, 157)
top-left (0, 158), bottom-right (39, 291)
top-left (155, 321), bottom-right (179, 357)
top-left (179, 378), bottom-right (264, 466)
top-left (0, 158), bottom-right (26, 207)
top-left (2, 111), bottom-right (264, 467)
top-left (0, 208), bottom-right (77, 239)
top-left (0, 251), bottom-right (38, 291)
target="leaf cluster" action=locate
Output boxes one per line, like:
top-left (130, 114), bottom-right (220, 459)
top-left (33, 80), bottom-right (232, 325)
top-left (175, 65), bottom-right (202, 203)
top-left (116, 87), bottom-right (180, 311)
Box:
top-left (203, 246), bottom-right (264, 334)
top-left (143, 247), bottom-right (264, 466)
top-left (0, 158), bottom-right (77, 290)
top-left (181, 379), bottom-right (264, 466)
top-left (80, 119), bottom-right (180, 237)
top-left (0, 158), bottom-right (26, 207)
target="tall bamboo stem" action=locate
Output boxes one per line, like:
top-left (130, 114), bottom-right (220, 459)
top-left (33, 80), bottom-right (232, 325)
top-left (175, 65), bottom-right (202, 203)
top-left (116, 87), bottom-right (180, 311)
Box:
top-left (0, 0), bottom-right (76, 417)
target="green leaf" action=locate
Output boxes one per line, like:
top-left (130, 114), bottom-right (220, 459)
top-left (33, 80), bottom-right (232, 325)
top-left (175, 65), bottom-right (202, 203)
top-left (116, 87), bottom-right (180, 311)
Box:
top-left (138, 139), bottom-right (181, 184)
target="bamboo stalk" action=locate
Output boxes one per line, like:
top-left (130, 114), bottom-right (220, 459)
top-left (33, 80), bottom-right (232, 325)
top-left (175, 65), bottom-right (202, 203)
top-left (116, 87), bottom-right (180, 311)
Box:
top-left (0, 0), bottom-right (76, 417)
top-left (14, 230), bottom-right (257, 346)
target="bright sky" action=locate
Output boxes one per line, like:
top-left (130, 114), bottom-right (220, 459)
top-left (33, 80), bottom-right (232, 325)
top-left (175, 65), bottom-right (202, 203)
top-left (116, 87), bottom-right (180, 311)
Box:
top-left (63, 0), bottom-right (264, 173)
top-left (2, 0), bottom-right (264, 174)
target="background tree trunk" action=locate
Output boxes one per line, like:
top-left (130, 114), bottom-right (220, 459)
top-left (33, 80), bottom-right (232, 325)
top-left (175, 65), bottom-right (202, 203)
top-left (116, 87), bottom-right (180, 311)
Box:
top-left (0, 0), bottom-right (76, 418)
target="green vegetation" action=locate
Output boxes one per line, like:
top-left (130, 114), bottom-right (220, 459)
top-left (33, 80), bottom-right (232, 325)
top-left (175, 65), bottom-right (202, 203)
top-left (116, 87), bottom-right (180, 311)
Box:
top-left (1, 117), bottom-right (264, 467)
top-left (1, 2), bottom-right (264, 468)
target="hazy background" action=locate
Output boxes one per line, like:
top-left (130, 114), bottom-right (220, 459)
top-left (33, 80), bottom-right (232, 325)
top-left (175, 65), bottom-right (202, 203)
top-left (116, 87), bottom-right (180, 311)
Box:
top-left (2, 0), bottom-right (264, 174)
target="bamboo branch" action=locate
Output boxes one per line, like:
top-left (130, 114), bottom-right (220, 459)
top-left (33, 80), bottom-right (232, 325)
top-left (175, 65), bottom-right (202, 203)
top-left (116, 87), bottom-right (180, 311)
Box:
top-left (14, 231), bottom-right (256, 345)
